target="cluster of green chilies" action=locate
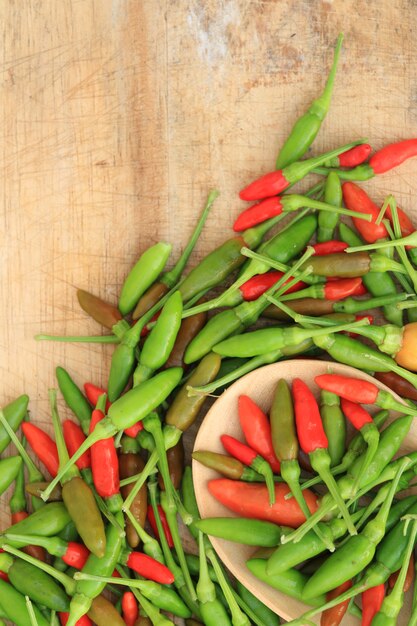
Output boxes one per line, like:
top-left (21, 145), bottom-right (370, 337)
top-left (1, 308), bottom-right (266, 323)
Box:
top-left (2, 33), bottom-right (417, 626)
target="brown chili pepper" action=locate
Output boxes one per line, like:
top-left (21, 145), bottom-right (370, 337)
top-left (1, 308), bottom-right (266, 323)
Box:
top-left (25, 481), bottom-right (63, 501)
top-left (164, 309), bottom-right (207, 368)
top-left (134, 615), bottom-right (152, 626)
top-left (158, 438), bottom-right (184, 491)
top-left (320, 580), bottom-right (352, 626)
top-left (77, 289), bottom-right (122, 329)
top-left (132, 282), bottom-right (170, 320)
top-left (374, 371), bottom-right (417, 402)
top-left (119, 437), bottom-right (147, 548)
top-left (264, 298), bottom-right (335, 319)
top-left (87, 594), bottom-right (125, 626)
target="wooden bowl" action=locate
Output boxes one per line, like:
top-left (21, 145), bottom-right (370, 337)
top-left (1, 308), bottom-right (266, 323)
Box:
top-left (192, 359), bottom-right (416, 625)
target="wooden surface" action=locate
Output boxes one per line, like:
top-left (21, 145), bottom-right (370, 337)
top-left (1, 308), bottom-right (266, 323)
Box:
top-left (2, 0), bottom-right (417, 621)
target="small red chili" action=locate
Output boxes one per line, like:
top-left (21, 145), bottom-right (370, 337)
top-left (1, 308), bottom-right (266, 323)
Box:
top-left (233, 197), bottom-right (283, 231)
top-left (21, 423), bottom-right (59, 477)
top-left (63, 420), bottom-right (91, 471)
top-left (123, 422), bottom-right (144, 438)
top-left (62, 542), bottom-right (90, 569)
top-left (237, 395), bottom-right (280, 472)
top-left (84, 383), bottom-right (142, 436)
top-left (342, 182), bottom-right (388, 243)
top-left (312, 241), bottom-right (348, 256)
top-left (125, 552), bottom-right (175, 584)
top-left (59, 613), bottom-right (93, 626)
top-left (361, 584), bottom-right (385, 626)
top-left (340, 398), bottom-right (373, 430)
top-left (369, 139), bottom-right (417, 174)
top-left (315, 374), bottom-right (379, 405)
top-left (320, 579), bottom-right (352, 626)
top-left (324, 278), bottom-right (363, 301)
top-left (292, 379), bottom-right (328, 454)
top-left (147, 504), bottom-right (174, 548)
top-left (122, 591), bottom-right (139, 626)
top-left (337, 143), bottom-right (372, 167)
top-left (89, 404), bottom-right (120, 499)
top-left (239, 271), bottom-right (305, 301)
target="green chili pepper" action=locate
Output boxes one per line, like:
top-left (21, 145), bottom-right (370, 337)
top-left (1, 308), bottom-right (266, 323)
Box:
top-left (133, 190), bottom-right (218, 318)
top-left (339, 222), bottom-right (402, 326)
top-left (195, 517), bottom-right (281, 547)
top-left (10, 456), bottom-right (27, 515)
top-left (301, 250), bottom-right (406, 277)
top-left (119, 242), bottom-right (172, 315)
top-left (0, 578), bottom-right (50, 626)
top-left (317, 171), bottom-right (342, 242)
top-left (4, 502), bottom-right (71, 545)
top-left (56, 367), bottom-right (92, 435)
top-left (0, 394), bottom-right (29, 453)
top-left (313, 164), bottom-right (374, 180)
top-left (133, 291), bottom-right (183, 385)
top-left (276, 34), bottom-right (343, 169)
top-left (235, 581), bottom-right (279, 626)
top-left (319, 390), bottom-right (346, 467)
top-left (4, 557), bottom-right (70, 611)
top-left (0, 455), bottom-right (22, 497)
top-left (196, 532), bottom-right (232, 626)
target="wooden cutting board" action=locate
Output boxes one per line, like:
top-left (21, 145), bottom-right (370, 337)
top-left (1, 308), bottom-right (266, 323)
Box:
top-left (1, 0), bottom-right (417, 622)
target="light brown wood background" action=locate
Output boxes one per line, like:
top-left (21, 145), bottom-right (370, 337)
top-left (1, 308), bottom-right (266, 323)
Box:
top-left (2, 0), bottom-right (417, 621)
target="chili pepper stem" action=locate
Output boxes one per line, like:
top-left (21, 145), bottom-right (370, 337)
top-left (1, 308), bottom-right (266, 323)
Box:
top-left (352, 424), bottom-right (380, 492)
top-left (122, 451), bottom-right (159, 513)
top-left (26, 596), bottom-right (40, 626)
top-left (0, 411), bottom-right (43, 483)
top-left (34, 334), bottom-right (119, 343)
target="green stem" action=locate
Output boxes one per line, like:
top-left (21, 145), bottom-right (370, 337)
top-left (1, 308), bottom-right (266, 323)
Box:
top-left (34, 334), bottom-right (119, 343)
top-left (122, 451), bottom-right (159, 512)
top-left (49, 389), bottom-right (78, 482)
top-left (385, 200), bottom-right (417, 292)
top-left (0, 411), bottom-right (43, 483)
top-left (25, 596), bottom-right (40, 626)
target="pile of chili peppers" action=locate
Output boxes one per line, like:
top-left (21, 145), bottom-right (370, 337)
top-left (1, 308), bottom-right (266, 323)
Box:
top-left (2, 32), bottom-right (417, 625)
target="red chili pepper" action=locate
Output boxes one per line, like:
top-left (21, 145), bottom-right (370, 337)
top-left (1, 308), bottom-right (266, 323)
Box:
top-left (59, 613), bottom-right (93, 626)
top-left (315, 374), bottom-right (379, 405)
top-left (62, 542), bottom-right (90, 569)
top-left (21, 423), bottom-right (59, 477)
top-left (147, 504), bottom-right (174, 548)
top-left (369, 139), bottom-right (417, 174)
top-left (324, 278), bottom-right (363, 301)
top-left (237, 395), bottom-right (280, 472)
top-left (63, 420), bottom-right (91, 471)
top-left (361, 584), bottom-right (385, 626)
top-left (321, 580), bottom-right (352, 626)
top-left (89, 406), bottom-right (120, 498)
top-left (84, 383), bottom-right (112, 412)
top-left (233, 197), bottom-right (283, 231)
top-left (389, 552), bottom-right (414, 592)
top-left (239, 172), bottom-right (289, 202)
top-left (126, 552), bottom-right (175, 584)
top-left (351, 282), bottom-right (367, 296)
top-left (342, 182), bottom-right (388, 243)
top-left (208, 479), bottom-right (318, 527)
top-left (122, 591), bottom-right (138, 626)
top-left (338, 143), bottom-right (372, 167)
top-left (292, 379), bottom-right (328, 454)
top-left (0, 571), bottom-right (8, 583)
top-left (239, 271), bottom-right (305, 301)
top-left (340, 398), bottom-right (373, 430)
top-left (84, 383), bottom-right (142, 436)
top-left (112, 569), bottom-right (122, 578)
top-left (11, 511), bottom-right (28, 524)
top-left (312, 241), bottom-right (348, 256)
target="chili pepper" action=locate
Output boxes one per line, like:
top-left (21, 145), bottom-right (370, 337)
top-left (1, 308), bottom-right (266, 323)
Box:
top-left (132, 190), bottom-right (217, 318)
top-left (317, 171), bottom-right (343, 243)
top-left (275, 34), bottom-right (343, 168)
top-left (135, 615), bottom-right (152, 626)
top-left (239, 271), bottom-right (306, 302)
top-left (315, 373), bottom-right (417, 416)
top-left (118, 242), bottom-right (172, 315)
top-left (49, 389), bottom-right (106, 558)
top-left (220, 435), bottom-right (276, 505)
top-left (119, 437), bottom-right (147, 549)
top-left (56, 367), bottom-right (92, 436)
top-left (313, 332), bottom-right (417, 390)
top-left (213, 316), bottom-right (368, 358)
top-left (63, 420), bottom-right (91, 471)
top-left (234, 186), bottom-right (371, 231)
top-left (279, 277), bottom-right (364, 301)
top-left (389, 552), bottom-right (414, 592)
top-left (319, 391), bottom-right (345, 467)
top-left (235, 581), bottom-right (280, 626)
top-left (77, 289), bottom-right (122, 329)
top-left (320, 580), bottom-right (352, 626)
top-left (0, 577), bottom-right (50, 626)
top-left (89, 394), bottom-right (120, 509)
top-left (26, 479), bottom-right (62, 501)
top-left (326, 143), bottom-right (372, 168)
top-left (208, 479), bottom-right (317, 527)
top-left (195, 517), bottom-right (281, 547)
top-left (342, 182), bottom-right (389, 243)
top-left (269, 379), bottom-right (333, 550)
top-left (122, 592), bottom-right (138, 626)
top-left (301, 458), bottom-right (409, 601)
top-left (164, 309), bottom-right (207, 368)
top-left (374, 371), bottom-right (417, 401)
top-left (0, 394), bottom-right (29, 454)
top-left (5, 502), bottom-right (71, 544)
top-left (133, 291), bottom-right (183, 386)
top-left (293, 378), bottom-right (357, 536)
top-left (66, 509), bottom-right (125, 626)
top-left (59, 613), bottom-right (93, 626)
top-left (196, 532), bottom-right (232, 626)
top-left (84, 383), bottom-right (112, 412)
top-left (340, 398), bottom-right (380, 489)
top-left (362, 585), bottom-right (385, 626)
top-left (158, 439), bottom-right (184, 491)
top-left (124, 551), bottom-right (174, 584)
top-left (370, 138), bottom-right (417, 173)
top-left (147, 504), bottom-right (174, 548)
top-left (246, 557), bottom-right (325, 606)
top-left (238, 395), bottom-right (280, 472)
top-left (313, 240), bottom-right (347, 255)
top-left (300, 250), bottom-right (405, 277)
top-left (21, 422), bottom-right (59, 477)
top-left (192, 450), bottom-right (265, 482)
top-left (339, 222), bottom-right (402, 326)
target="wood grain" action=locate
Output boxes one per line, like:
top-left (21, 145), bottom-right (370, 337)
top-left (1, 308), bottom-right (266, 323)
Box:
top-left (2, 0), bottom-right (417, 621)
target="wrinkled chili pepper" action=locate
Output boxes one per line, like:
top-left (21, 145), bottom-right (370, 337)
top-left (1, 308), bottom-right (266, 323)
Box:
top-left (275, 34), bottom-right (343, 169)
top-left (220, 435), bottom-right (276, 505)
top-left (320, 580), bottom-right (352, 626)
top-left (238, 395), bottom-right (280, 472)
